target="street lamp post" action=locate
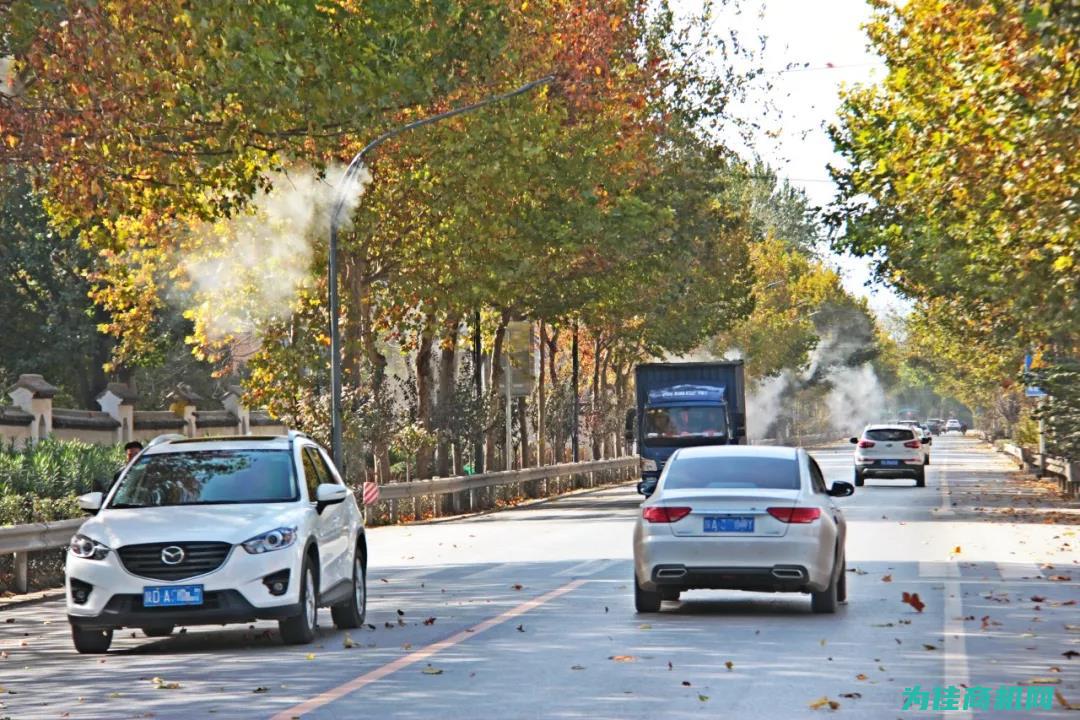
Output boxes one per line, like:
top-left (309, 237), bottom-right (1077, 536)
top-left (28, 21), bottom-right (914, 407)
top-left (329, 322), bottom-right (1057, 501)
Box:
top-left (326, 75), bottom-right (555, 471)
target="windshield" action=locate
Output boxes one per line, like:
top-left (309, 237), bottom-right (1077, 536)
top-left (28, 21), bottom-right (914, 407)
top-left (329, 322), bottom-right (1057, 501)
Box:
top-left (644, 406), bottom-right (727, 441)
top-left (663, 456), bottom-right (799, 490)
top-left (109, 450), bottom-right (297, 508)
top-left (866, 428), bottom-right (915, 442)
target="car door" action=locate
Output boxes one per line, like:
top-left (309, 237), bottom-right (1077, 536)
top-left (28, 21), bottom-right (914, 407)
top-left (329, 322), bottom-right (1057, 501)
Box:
top-left (809, 457), bottom-right (845, 553)
top-left (300, 446), bottom-right (344, 593)
top-left (304, 446), bottom-right (350, 592)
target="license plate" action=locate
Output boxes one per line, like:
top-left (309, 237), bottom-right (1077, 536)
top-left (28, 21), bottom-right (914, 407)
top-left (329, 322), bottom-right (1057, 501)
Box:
top-left (143, 585), bottom-right (203, 608)
top-left (704, 516), bottom-right (754, 533)
top-left (881, 460), bottom-right (900, 466)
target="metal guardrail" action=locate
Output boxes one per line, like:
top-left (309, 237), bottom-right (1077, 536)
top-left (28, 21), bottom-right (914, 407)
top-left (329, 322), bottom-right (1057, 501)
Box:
top-left (0, 457), bottom-right (640, 594)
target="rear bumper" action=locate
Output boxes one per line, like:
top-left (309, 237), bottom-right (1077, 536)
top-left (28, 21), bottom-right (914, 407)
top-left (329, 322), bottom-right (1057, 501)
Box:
top-left (67, 590), bottom-right (300, 630)
top-left (856, 459), bottom-right (923, 477)
top-left (650, 564), bottom-right (818, 592)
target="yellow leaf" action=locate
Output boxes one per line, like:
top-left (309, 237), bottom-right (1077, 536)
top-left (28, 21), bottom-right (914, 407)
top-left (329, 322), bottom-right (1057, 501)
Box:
top-left (422, 665), bottom-right (443, 675)
top-left (809, 696), bottom-right (840, 710)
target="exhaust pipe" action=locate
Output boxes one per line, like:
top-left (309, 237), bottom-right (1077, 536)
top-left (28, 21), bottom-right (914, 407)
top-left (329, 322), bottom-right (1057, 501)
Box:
top-left (771, 568), bottom-right (805, 580)
top-left (656, 567), bottom-right (687, 579)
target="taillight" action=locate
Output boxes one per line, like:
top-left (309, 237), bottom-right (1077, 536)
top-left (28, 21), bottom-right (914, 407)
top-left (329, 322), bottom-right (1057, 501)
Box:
top-left (903, 440), bottom-right (921, 449)
top-left (642, 506), bottom-right (692, 523)
top-left (857, 440), bottom-right (875, 448)
top-left (767, 507), bottom-right (821, 523)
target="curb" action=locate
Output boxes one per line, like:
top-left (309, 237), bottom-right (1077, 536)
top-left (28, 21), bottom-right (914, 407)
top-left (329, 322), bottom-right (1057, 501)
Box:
top-left (0, 587), bottom-right (65, 612)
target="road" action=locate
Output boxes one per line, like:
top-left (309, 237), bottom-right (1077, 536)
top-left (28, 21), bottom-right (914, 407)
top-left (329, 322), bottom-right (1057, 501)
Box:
top-left (1, 436), bottom-right (1077, 719)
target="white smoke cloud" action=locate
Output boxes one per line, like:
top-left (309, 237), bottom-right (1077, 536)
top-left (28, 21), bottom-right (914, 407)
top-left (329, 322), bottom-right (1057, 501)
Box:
top-left (746, 370), bottom-right (792, 441)
top-left (181, 164), bottom-right (371, 342)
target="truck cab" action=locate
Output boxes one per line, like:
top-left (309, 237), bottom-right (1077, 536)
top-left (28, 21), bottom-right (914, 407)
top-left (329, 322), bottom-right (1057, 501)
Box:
top-left (635, 362), bottom-right (746, 496)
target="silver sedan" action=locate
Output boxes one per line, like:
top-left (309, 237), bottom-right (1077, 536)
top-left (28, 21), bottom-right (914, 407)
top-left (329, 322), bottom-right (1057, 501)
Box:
top-left (633, 445), bottom-right (853, 613)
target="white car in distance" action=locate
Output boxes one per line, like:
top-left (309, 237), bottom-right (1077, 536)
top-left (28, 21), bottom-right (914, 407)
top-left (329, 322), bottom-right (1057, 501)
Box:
top-left (633, 445), bottom-right (852, 614)
top-left (66, 432), bottom-right (366, 653)
top-left (851, 424), bottom-right (926, 487)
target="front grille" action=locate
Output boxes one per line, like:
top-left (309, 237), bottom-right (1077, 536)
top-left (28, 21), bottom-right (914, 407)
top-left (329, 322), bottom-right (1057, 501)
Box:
top-left (117, 542), bottom-right (232, 581)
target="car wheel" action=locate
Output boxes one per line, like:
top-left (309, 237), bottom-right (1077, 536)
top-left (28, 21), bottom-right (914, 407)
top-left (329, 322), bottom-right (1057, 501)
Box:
top-left (837, 556), bottom-right (847, 603)
top-left (924, 455), bottom-right (930, 465)
top-left (141, 625), bottom-right (174, 638)
top-left (811, 558), bottom-right (840, 614)
top-left (331, 551), bottom-right (366, 630)
top-left (71, 625), bottom-right (112, 654)
top-left (279, 558), bottom-right (317, 645)
top-left (915, 468), bottom-right (926, 488)
top-left (634, 574), bottom-right (662, 613)
top-left (853, 468), bottom-right (865, 487)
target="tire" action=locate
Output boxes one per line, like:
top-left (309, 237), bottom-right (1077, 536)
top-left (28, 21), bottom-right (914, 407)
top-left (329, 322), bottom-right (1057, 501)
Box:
top-left (279, 558), bottom-right (317, 645)
top-left (811, 556), bottom-right (840, 614)
top-left (331, 551), bottom-right (367, 630)
top-left (71, 625), bottom-right (112, 654)
top-left (915, 468), bottom-right (926, 488)
top-left (634, 574), bottom-right (662, 613)
top-left (853, 468), bottom-right (865, 487)
top-left (661, 588), bottom-right (681, 602)
top-left (837, 556), bottom-right (847, 603)
top-left (141, 625), bottom-right (174, 638)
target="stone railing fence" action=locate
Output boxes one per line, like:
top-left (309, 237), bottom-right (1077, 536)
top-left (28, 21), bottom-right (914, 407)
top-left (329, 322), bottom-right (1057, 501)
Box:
top-left (0, 374), bottom-right (286, 448)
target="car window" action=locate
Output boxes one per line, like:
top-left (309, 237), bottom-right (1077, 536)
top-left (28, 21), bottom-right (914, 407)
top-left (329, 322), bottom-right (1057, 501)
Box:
top-left (110, 450), bottom-right (297, 507)
top-left (315, 447), bottom-right (343, 485)
top-left (301, 447), bottom-right (326, 501)
top-left (663, 456), bottom-right (798, 490)
top-left (809, 460), bottom-right (827, 494)
top-left (866, 428), bottom-right (915, 442)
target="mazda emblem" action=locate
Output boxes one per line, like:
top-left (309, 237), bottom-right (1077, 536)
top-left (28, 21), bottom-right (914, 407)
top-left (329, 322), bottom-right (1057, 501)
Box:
top-left (161, 546), bottom-right (185, 565)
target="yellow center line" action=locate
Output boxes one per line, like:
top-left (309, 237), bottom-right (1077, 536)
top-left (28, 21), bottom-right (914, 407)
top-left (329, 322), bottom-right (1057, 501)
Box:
top-left (270, 578), bottom-right (588, 720)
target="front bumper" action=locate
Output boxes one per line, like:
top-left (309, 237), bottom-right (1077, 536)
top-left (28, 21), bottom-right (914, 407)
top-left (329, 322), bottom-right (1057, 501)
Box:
top-left (66, 543), bottom-right (304, 627)
top-left (68, 590), bottom-right (300, 630)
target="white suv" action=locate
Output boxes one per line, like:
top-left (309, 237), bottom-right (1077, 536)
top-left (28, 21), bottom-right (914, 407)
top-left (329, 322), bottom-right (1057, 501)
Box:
top-left (850, 424), bottom-right (926, 488)
top-left (65, 432), bottom-right (366, 653)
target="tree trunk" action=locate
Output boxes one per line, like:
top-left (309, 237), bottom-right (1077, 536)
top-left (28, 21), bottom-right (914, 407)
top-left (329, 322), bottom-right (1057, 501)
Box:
top-left (435, 313), bottom-right (461, 478)
top-left (538, 321), bottom-right (546, 466)
top-left (517, 396), bottom-right (530, 469)
top-left (415, 318), bottom-right (436, 480)
top-left (358, 273), bottom-right (390, 484)
top-left (591, 335), bottom-right (602, 461)
top-left (484, 310), bottom-right (510, 471)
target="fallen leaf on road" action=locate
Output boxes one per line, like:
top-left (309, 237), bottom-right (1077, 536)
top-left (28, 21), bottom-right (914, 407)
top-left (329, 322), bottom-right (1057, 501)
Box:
top-left (379, 578), bottom-right (389, 583)
top-left (571, 665), bottom-right (586, 671)
top-left (1063, 651), bottom-right (1079, 660)
top-left (638, 624), bottom-right (651, 630)
top-left (396, 609), bottom-right (405, 616)
top-left (819, 639), bottom-right (826, 646)
top-left (343, 635), bottom-right (356, 649)
top-left (839, 692), bottom-right (862, 699)
top-left (1029, 677), bottom-right (1062, 685)
top-left (1055, 689), bottom-right (1080, 710)
top-left (1049, 575), bottom-right (1072, 581)
top-left (305, 653), bottom-right (316, 660)
top-left (923, 644), bottom-right (938, 651)
top-left (421, 665), bottom-right (443, 675)
top-left (855, 674), bottom-right (868, 681)
top-left (725, 660), bottom-right (734, 671)
top-left (151, 677), bottom-right (181, 690)
top-left (667, 661), bottom-right (673, 670)
top-left (881, 575), bottom-right (892, 583)
top-left (808, 696), bottom-right (840, 711)
top-left (610, 655), bottom-right (636, 663)
top-left (1031, 595), bottom-right (1047, 602)
top-left (698, 695), bottom-right (709, 702)
top-left (682, 681), bottom-right (691, 686)
top-left (511, 584), bottom-right (524, 590)
top-left (423, 617), bottom-right (436, 626)
top-left (403, 643), bottom-right (413, 650)
top-left (253, 687), bottom-right (269, 693)
top-left (902, 592), bottom-right (925, 612)
top-left (516, 624), bottom-right (525, 632)
top-left (848, 567), bottom-right (868, 575)
top-left (108, 692), bottom-right (122, 698)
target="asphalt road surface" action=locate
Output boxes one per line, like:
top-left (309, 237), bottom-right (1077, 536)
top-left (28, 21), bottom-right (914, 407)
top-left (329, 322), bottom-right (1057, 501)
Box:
top-left (1, 436), bottom-right (1077, 719)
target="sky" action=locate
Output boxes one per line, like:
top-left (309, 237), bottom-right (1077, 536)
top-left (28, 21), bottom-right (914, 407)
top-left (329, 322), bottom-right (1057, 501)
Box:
top-left (676, 0), bottom-right (911, 319)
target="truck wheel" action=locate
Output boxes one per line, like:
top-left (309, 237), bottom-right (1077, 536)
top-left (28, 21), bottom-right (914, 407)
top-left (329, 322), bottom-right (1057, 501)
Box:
top-left (634, 574), bottom-right (662, 613)
top-left (72, 625), bottom-right (112, 654)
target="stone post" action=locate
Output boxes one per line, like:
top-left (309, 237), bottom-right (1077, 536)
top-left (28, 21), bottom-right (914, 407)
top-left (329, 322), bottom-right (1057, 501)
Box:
top-left (8, 374), bottom-right (57, 443)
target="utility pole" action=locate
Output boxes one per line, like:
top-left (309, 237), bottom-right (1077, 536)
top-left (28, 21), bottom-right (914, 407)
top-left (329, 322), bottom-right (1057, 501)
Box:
top-left (326, 75), bottom-right (555, 469)
top-left (473, 310), bottom-right (484, 474)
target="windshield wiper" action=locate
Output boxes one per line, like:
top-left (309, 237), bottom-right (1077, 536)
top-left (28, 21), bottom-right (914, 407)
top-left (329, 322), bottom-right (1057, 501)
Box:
top-left (107, 502), bottom-right (146, 509)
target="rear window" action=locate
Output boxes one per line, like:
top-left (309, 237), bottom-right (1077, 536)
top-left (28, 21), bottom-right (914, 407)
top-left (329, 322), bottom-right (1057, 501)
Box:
top-left (866, 428), bottom-right (915, 442)
top-left (662, 456), bottom-right (799, 490)
top-left (109, 450), bottom-right (297, 508)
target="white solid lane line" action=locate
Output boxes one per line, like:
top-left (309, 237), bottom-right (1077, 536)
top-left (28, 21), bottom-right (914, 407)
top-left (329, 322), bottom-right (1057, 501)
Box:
top-left (938, 447), bottom-right (973, 719)
top-left (554, 558), bottom-right (619, 577)
top-left (995, 562), bottom-right (1043, 580)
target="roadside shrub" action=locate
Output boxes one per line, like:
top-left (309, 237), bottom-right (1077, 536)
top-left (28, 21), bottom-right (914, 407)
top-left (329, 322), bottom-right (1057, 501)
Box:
top-left (0, 439), bottom-right (123, 525)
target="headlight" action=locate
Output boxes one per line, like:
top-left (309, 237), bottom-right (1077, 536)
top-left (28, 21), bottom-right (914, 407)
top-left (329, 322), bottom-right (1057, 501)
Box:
top-left (242, 527), bottom-right (297, 555)
top-left (69, 534), bottom-right (110, 560)
top-left (640, 458), bottom-right (658, 472)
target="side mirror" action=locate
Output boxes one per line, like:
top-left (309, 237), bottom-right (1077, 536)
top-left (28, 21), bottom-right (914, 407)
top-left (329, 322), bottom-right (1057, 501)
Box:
top-left (78, 492), bottom-right (104, 514)
top-left (849, 437), bottom-right (858, 444)
top-left (636, 479), bottom-right (657, 497)
top-left (315, 483), bottom-right (347, 511)
top-left (828, 481), bottom-right (855, 497)
top-left (924, 437), bottom-right (932, 446)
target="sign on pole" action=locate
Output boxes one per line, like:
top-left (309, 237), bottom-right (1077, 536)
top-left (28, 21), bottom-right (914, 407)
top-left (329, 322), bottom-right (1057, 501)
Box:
top-left (1024, 353), bottom-right (1047, 398)
top-left (506, 320), bottom-right (537, 398)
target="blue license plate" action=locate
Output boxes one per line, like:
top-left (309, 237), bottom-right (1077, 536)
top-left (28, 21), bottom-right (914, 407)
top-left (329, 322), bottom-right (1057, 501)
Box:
top-left (881, 460), bottom-right (900, 466)
top-left (143, 585), bottom-right (203, 608)
top-left (704, 516), bottom-right (754, 533)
